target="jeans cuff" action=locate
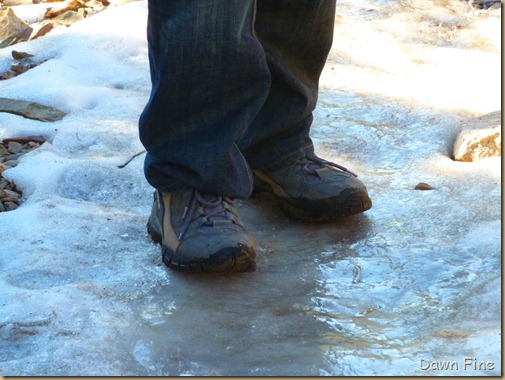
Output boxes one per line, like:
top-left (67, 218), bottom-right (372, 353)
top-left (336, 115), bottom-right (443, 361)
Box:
top-left (254, 143), bottom-right (315, 172)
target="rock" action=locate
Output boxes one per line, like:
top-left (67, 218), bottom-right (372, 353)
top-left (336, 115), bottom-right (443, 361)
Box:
top-left (45, 0), bottom-right (79, 19)
top-left (7, 141), bottom-right (23, 154)
top-left (465, 0), bottom-right (501, 8)
top-left (4, 201), bottom-right (19, 211)
top-left (453, 111), bottom-right (501, 162)
top-left (0, 163), bottom-right (6, 175)
top-left (0, 188), bottom-right (21, 203)
top-left (3, 159), bottom-right (18, 168)
top-left (3, 135), bottom-right (46, 145)
top-left (2, 0), bottom-right (37, 6)
top-left (29, 20), bottom-right (54, 40)
top-left (0, 8), bottom-right (33, 47)
top-left (1, 71), bottom-right (17, 80)
top-left (51, 10), bottom-right (84, 26)
top-left (77, 0), bottom-right (107, 17)
top-left (0, 97), bottom-right (66, 122)
top-left (10, 63), bottom-right (30, 74)
top-left (415, 182), bottom-right (434, 190)
top-left (12, 50), bottom-right (34, 60)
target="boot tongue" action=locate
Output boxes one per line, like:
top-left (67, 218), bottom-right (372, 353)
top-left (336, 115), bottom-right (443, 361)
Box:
top-left (197, 193), bottom-right (229, 222)
top-left (298, 157), bottom-right (323, 183)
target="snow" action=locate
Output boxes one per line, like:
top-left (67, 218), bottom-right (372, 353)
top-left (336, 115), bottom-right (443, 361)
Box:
top-left (0, 0), bottom-right (501, 376)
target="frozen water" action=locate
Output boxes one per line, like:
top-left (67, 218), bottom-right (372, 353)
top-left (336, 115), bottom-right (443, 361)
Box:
top-left (0, 0), bottom-right (501, 376)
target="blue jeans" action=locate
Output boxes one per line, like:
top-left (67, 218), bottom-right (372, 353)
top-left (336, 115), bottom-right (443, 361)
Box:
top-left (139, 0), bottom-right (336, 198)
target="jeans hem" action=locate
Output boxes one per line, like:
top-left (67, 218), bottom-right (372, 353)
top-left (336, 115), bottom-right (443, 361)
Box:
top-left (254, 143), bottom-right (315, 172)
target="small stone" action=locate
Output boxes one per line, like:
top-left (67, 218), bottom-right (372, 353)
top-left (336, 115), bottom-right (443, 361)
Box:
top-left (11, 50), bottom-right (34, 60)
top-left (0, 188), bottom-right (21, 202)
top-left (5, 153), bottom-right (21, 161)
top-left (3, 0), bottom-right (36, 5)
top-left (0, 145), bottom-right (9, 155)
top-left (415, 182), bottom-right (434, 190)
top-left (2, 135), bottom-right (46, 145)
top-left (10, 63), bottom-right (29, 74)
top-left (0, 162), bottom-right (6, 175)
top-left (4, 201), bottom-right (18, 211)
top-left (1, 70), bottom-right (17, 80)
top-left (29, 21), bottom-right (54, 40)
top-left (50, 11), bottom-right (84, 26)
top-left (27, 141), bottom-right (41, 150)
top-left (7, 141), bottom-right (23, 154)
top-left (4, 159), bottom-right (19, 168)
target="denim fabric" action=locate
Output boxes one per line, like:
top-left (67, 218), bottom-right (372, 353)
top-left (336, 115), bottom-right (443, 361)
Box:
top-left (139, 0), bottom-right (336, 199)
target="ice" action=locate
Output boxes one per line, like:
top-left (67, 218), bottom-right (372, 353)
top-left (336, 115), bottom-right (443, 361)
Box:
top-left (0, 0), bottom-right (501, 376)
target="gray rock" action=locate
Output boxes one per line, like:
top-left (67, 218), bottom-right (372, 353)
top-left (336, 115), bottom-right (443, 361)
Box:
top-left (3, 201), bottom-right (19, 211)
top-left (51, 11), bottom-right (84, 27)
top-left (4, 159), bottom-right (18, 168)
top-left (7, 141), bottom-right (23, 154)
top-left (0, 97), bottom-right (66, 122)
top-left (453, 111), bottom-right (501, 162)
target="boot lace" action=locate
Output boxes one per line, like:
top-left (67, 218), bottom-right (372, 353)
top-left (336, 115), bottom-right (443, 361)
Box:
top-left (178, 190), bottom-right (242, 239)
top-left (299, 153), bottom-right (357, 178)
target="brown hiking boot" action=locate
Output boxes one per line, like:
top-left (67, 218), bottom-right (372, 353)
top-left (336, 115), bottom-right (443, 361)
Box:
top-left (147, 189), bottom-right (256, 273)
top-left (253, 153), bottom-right (372, 222)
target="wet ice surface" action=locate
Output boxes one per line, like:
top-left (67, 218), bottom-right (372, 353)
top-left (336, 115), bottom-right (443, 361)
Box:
top-left (0, 0), bottom-right (501, 376)
top-left (310, 94), bottom-right (501, 376)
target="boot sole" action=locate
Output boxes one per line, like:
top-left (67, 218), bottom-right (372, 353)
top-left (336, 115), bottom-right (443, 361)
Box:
top-left (147, 222), bottom-right (256, 273)
top-left (254, 187), bottom-right (372, 223)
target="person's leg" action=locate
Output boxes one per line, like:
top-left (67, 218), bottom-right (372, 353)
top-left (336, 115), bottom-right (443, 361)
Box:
top-left (139, 0), bottom-right (270, 200)
top-left (238, 0), bottom-right (336, 170)
top-left (139, 0), bottom-right (267, 272)
top-left (240, 0), bottom-right (372, 220)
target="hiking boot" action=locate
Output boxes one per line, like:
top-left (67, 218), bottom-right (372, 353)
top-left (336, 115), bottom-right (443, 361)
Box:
top-left (147, 189), bottom-right (256, 273)
top-left (253, 153), bottom-right (372, 222)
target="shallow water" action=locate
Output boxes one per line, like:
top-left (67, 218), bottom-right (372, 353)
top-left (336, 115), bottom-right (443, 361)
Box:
top-left (108, 91), bottom-right (500, 377)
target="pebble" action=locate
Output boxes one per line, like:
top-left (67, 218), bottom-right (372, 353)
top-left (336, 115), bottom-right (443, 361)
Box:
top-left (0, 136), bottom-right (45, 212)
top-left (0, 188), bottom-right (20, 202)
top-left (4, 201), bottom-right (18, 211)
top-left (415, 182), bottom-right (434, 190)
top-left (7, 141), bottom-right (23, 154)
